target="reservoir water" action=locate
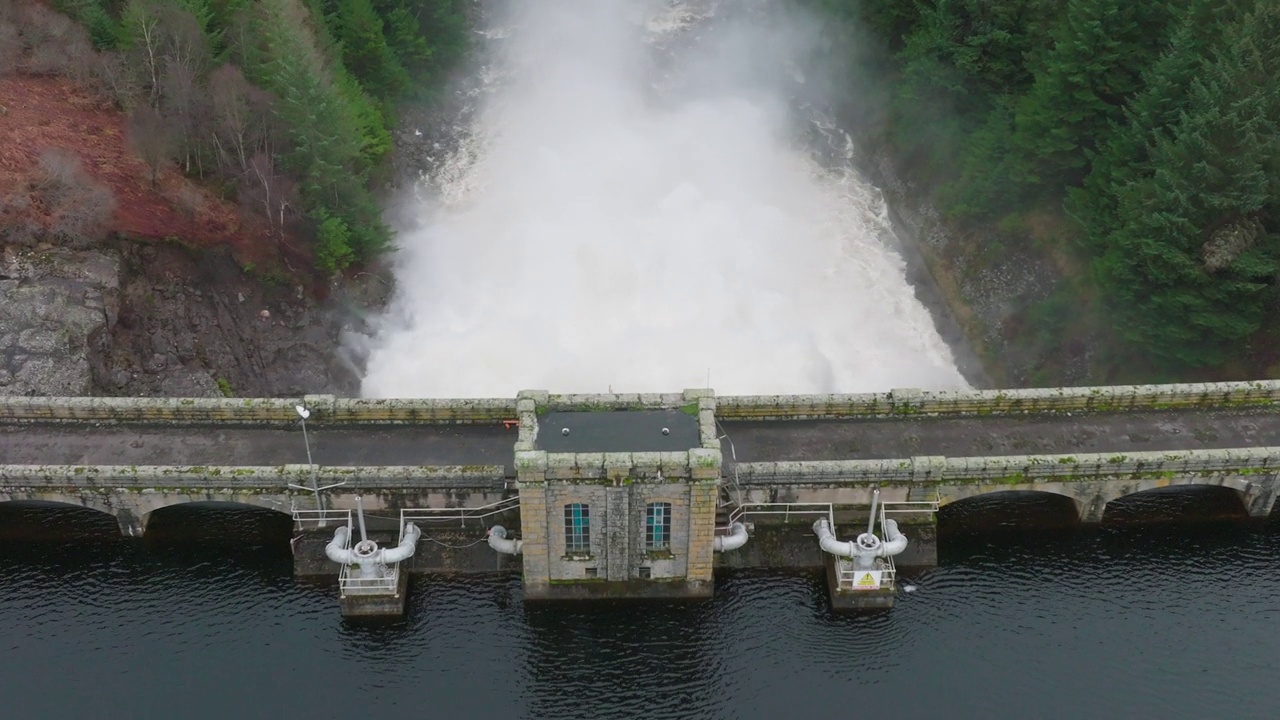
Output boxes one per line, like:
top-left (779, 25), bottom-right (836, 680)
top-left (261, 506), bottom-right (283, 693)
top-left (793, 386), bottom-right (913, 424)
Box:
top-left (3, 502), bottom-right (1278, 719)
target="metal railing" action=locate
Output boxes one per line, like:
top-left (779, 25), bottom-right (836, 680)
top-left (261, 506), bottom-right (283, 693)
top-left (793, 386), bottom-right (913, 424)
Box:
top-left (400, 496), bottom-right (521, 527)
top-left (716, 501), bottom-right (835, 533)
top-left (339, 562), bottom-right (400, 596)
top-left (882, 498), bottom-right (941, 514)
top-left (837, 497), bottom-right (897, 592)
top-left (715, 496), bottom-right (940, 592)
top-left (835, 556), bottom-right (896, 591)
top-left (292, 508), bottom-right (352, 532)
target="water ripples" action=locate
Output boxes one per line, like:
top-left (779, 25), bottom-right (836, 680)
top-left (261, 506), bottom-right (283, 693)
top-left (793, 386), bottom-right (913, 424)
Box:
top-left (3, 503), bottom-right (1280, 718)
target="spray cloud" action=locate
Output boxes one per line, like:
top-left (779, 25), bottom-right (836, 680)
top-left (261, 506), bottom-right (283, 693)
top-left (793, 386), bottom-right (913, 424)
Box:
top-left (360, 0), bottom-right (968, 398)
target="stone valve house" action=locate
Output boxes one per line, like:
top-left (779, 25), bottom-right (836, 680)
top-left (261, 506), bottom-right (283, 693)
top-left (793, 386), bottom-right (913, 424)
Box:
top-left (510, 389), bottom-right (726, 599)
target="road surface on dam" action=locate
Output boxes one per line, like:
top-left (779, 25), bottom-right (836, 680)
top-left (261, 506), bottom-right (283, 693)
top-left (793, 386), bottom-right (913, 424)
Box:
top-left (0, 423), bottom-right (519, 470)
top-left (719, 408), bottom-right (1280, 462)
top-left (4, 408), bottom-right (1279, 470)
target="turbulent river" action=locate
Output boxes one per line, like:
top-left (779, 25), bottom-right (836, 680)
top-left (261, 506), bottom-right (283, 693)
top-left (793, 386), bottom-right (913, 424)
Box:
top-left (358, 0), bottom-right (967, 397)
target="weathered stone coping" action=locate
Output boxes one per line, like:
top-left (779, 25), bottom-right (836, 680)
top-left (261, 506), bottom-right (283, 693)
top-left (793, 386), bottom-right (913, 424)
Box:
top-left (0, 395), bottom-right (519, 425)
top-left (511, 389), bottom-right (721, 482)
top-left (731, 447), bottom-right (1280, 484)
top-left (716, 381), bottom-right (1280, 419)
top-left (0, 464), bottom-right (508, 490)
top-left (3, 380), bottom-right (1277, 427)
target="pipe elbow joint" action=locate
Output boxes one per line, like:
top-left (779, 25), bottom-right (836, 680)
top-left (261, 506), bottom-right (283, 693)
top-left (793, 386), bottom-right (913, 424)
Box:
top-left (713, 522), bottom-right (749, 552)
top-left (379, 523), bottom-right (421, 565)
top-left (324, 526), bottom-right (353, 564)
top-left (488, 525), bottom-right (523, 555)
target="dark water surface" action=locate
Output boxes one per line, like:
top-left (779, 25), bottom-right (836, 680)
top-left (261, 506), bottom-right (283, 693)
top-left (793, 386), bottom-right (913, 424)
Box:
top-left (2, 501), bottom-right (1278, 720)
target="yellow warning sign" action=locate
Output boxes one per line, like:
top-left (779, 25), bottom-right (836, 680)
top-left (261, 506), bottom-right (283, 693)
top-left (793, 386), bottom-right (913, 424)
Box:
top-left (853, 571), bottom-right (882, 590)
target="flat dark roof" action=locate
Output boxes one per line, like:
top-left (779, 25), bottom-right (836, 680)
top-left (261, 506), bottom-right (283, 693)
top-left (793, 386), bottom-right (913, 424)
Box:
top-left (536, 410), bottom-right (700, 453)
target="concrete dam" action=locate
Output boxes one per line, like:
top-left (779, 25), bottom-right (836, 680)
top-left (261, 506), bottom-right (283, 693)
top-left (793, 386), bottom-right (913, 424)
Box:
top-left (3, 380), bottom-right (1279, 614)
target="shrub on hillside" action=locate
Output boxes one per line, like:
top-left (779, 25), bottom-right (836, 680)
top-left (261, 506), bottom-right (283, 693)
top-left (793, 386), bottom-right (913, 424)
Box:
top-left (33, 149), bottom-right (117, 248)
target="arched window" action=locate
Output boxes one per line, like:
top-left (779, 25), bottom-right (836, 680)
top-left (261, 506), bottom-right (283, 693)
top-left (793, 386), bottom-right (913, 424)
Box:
top-left (646, 502), bottom-right (672, 549)
top-left (564, 503), bottom-right (590, 553)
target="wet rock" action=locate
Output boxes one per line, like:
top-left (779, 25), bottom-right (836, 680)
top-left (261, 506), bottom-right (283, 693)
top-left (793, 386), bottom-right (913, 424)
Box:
top-left (0, 249), bottom-right (120, 396)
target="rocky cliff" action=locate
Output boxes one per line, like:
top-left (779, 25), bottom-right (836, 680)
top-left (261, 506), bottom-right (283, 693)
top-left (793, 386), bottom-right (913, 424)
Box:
top-left (0, 242), bottom-right (361, 398)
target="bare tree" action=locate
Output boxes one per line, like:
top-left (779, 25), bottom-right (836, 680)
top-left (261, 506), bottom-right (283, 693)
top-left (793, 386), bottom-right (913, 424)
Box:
top-left (174, 184), bottom-right (205, 220)
top-left (121, 0), bottom-right (163, 107)
top-left (31, 149), bottom-right (117, 247)
top-left (94, 50), bottom-right (144, 108)
top-left (52, 182), bottom-right (116, 248)
top-left (0, 21), bottom-right (18, 76)
top-left (127, 106), bottom-right (176, 187)
top-left (18, 3), bottom-right (92, 77)
top-left (209, 64), bottom-right (277, 176)
top-left (241, 152), bottom-right (297, 238)
top-left (154, 4), bottom-right (212, 173)
top-left (34, 149), bottom-right (84, 205)
top-left (161, 60), bottom-right (206, 174)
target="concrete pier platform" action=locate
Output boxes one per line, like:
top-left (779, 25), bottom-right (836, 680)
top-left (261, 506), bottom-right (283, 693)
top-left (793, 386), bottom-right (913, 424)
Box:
top-left (339, 570), bottom-right (409, 618)
top-left (824, 554), bottom-right (894, 612)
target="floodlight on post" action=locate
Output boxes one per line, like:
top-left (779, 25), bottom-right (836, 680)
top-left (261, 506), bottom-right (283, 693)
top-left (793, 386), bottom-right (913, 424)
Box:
top-left (295, 404), bottom-right (323, 514)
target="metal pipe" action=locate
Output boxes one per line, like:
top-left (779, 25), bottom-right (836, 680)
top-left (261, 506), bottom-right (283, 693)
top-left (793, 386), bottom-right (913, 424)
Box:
top-left (323, 523), bottom-right (421, 569)
top-left (378, 523), bottom-right (420, 564)
top-left (487, 525), bottom-right (523, 555)
top-left (324, 525), bottom-right (351, 564)
top-left (812, 517), bottom-right (908, 559)
top-left (356, 495), bottom-right (368, 544)
top-left (867, 488), bottom-right (879, 537)
top-left (713, 522), bottom-right (749, 552)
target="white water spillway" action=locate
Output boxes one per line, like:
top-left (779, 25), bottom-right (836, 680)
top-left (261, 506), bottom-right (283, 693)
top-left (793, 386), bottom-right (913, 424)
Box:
top-left (360, 0), bottom-right (969, 397)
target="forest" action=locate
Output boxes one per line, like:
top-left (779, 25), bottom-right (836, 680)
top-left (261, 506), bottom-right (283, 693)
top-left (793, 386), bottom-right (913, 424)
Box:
top-left (1, 0), bottom-right (469, 271)
top-left (824, 0), bottom-right (1280, 375)
top-left (5, 0), bottom-right (1278, 377)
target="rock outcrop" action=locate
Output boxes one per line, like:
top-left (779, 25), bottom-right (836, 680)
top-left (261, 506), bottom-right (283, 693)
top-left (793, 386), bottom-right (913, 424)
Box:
top-left (0, 247), bottom-right (118, 395)
top-left (0, 242), bottom-right (360, 398)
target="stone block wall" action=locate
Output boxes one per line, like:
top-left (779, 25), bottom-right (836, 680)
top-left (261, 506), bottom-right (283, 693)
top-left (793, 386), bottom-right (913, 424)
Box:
top-left (716, 380), bottom-right (1280, 419)
top-left (0, 463), bottom-right (508, 490)
top-left (0, 394), bottom-right (517, 426)
top-left (732, 447), bottom-right (1280, 485)
top-left (513, 389), bottom-right (722, 597)
top-left (6, 379), bottom-right (1275, 426)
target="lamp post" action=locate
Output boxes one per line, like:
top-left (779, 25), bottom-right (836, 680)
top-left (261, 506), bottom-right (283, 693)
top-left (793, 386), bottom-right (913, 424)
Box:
top-left (296, 405), bottom-right (323, 513)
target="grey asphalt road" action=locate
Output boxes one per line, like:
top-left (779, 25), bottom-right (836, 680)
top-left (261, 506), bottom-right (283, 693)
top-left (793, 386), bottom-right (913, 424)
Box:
top-left (4, 408), bottom-right (1277, 471)
top-left (0, 423), bottom-right (519, 473)
top-left (718, 409), bottom-right (1280, 462)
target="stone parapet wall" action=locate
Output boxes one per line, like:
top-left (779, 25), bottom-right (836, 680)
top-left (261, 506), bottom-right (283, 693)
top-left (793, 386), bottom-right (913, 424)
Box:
top-left (0, 396), bottom-right (300, 424)
top-left (514, 389), bottom-right (722, 484)
top-left (732, 446), bottom-right (1280, 484)
top-left (717, 380), bottom-right (1280, 420)
top-left (0, 463), bottom-right (508, 490)
top-left (8, 380), bottom-right (1277, 426)
top-left (0, 394), bottom-right (517, 425)
top-left (306, 395), bottom-right (517, 424)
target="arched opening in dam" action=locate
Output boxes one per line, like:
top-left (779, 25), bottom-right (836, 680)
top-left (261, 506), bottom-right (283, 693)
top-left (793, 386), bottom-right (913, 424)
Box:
top-left (0, 501), bottom-right (120, 541)
top-left (938, 491), bottom-right (1082, 539)
top-left (1101, 485), bottom-right (1250, 526)
top-left (144, 503), bottom-right (294, 551)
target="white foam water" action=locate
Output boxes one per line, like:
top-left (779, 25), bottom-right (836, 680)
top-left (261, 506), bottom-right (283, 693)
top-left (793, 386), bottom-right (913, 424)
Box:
top-left (359, 0), bottom-right (968, 398)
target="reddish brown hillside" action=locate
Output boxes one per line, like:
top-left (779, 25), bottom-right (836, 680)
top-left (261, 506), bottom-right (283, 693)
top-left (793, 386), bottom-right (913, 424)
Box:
top-left (0, 73), bottom-right (279, 266)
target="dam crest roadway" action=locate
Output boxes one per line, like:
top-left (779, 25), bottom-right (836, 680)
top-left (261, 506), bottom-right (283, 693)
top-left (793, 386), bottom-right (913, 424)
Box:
top-left (3, 380), bottom-right (1279, 613)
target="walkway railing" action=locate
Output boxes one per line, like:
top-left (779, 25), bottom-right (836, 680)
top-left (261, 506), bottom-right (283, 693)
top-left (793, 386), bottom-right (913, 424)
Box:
top-left (716, 498), bottom-right (937, 592)
top-left (292, 508), bottom-right (352, 532)
top-left (400, 496), bottom-right (521, 528)
top-left (717, 501), bottom-right (835, 531)
top-left (339, 563), bottom-right (400, 596)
